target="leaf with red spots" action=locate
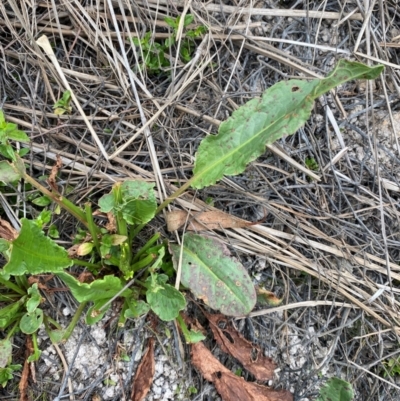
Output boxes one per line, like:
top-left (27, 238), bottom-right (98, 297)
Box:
top-left (169, 233), bottom-right (256, 316)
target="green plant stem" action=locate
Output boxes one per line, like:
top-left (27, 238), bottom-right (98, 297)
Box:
top-left (113, 184), bottom-right (132, 273)
top-left (44, 315), bottom-right (62, 330)
top-left (85, 203), bottom-right (101, 255)
top-left (6, 321), bottom-right (20, 340)
top-left (62, 301), bottom-right (88, 342)
top-left (176, 313), bottom-right (189, 338)
top-left (0, 276), bottom-right (26, 296)
top-left (21, 171), bottom-right (88, 226)
top-left (131, 232), bottom-right (160, 263)
top-left (71, 259), bottom-right (101, 269)
top-left (131, 253), bottom-right (156, 273)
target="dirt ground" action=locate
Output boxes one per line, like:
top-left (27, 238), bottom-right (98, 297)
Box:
top-left (1, 1), bottom-right (400, 400)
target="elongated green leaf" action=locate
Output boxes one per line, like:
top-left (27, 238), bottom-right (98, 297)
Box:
top-left (57, 272), bottom-right (128, 302)
top-left (0, 301), bottom-right (24, 329)
top-left (2, 218), bottom-right (72, 276)
top-left (316, 378), bottom-right (354, 401)
top-left (26, 284), bottom-right (42, 314)
top-left (0, 339), bottom-right (11, 368)
top-left (192, 60), bottom-right (383, 188)
top-left (169, 233), bottom-right (256, 316)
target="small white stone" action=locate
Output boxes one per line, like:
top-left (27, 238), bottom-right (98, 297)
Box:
top-left (62, 307), bottom-right (71, 316)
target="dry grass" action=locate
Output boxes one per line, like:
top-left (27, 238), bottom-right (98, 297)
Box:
top-left (1, 0), bottom-right (400, 400)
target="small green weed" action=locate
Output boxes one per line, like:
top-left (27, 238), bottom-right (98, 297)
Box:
top-left (305, 156), bottom-right (319, 171)
top-left (0, 60), bottom-right (383, 383)
top-left (53, 90), bottom-right (72, 115)
top-left (316, 378), bottom-right (354, 401)
top-left (131, 14), bottom-right (207, 74)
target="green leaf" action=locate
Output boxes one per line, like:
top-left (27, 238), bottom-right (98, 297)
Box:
top-left (0, 301), bottom-right (24, 329)
top-left (0, 144), bottom-right (16, 161)
top-left (26, 284), bottom-right (41, 314)
top-left (184, 14), bottom-right (194, 27)
top-left (124, 298), bottom-right (150, 319)
top-left (146, 274), bottom-right (186, 321)
top-left (57, 272), bottom-right (127, 302)
top-left (32, 196), bottom-right (51, 207)
top-left (0, 339), bottom-right (11, 368)
top-left (0, 365), bottom-right (22, 387)
top-left (169, 233), bottom-right (256, 316)
top-left (19, 308), bottom-right (43, 334)
top-left (316, 378), bottom-right (354, 401)
top-left (120, 181), bottom-right (157, 224)
top-left (2, 218), bottom-right (72, 276)
top-left (48, 224), bottom-right (60, 239)
top-left (192, 60), bottom-right (384, 189)
top-left (48, 328), bottom-right (67, 344)
top-left (86, 298), bottom-right (110, 325)
top-left (6, 129), bottom-right (29, 142)
top-left (35, 209), bottom-right (52, 228)
top-left (18, 147), bottom-right (30, 157)
top-left (164, 16), bottom-right (177, 29)
top-left (0, 239), bottom-right (10, 253)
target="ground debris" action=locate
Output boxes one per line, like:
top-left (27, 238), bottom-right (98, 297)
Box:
top-left (191, 342), bottom-right (292, 401)
top-left (130, 337), bottom-right (155, 401)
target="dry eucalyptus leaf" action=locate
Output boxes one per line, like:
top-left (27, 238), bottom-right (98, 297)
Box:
top-left (206, 312), bottom-right (276, 381)
top-left (131, 337), bottom-right (155, 401)
top-left (191, 342), bottom-right (293, 401)
top-left (166, 209), bottom-right (252, 232)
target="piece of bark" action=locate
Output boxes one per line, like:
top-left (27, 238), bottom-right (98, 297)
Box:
top-left (131, 337), bottom-right (155, 401)
top-left (206, 313), bottom-right (276, 381)
top-left (191, 342), bottom-right (293, 401)
top-left (166, 210), bottom-right (253, 232)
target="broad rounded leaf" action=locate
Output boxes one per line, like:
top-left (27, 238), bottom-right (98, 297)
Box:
top-left (57, 272), bottom-right (129, 302)
top-left (0, 339), bottom-right (11, 368)
top-left (169, 233), bottom-right (256, 316)
top-left (20, 309), bottom-right (43, 334)
top-left (120, 181), bottom-right (157, 225)
top-left (146, 275), bottom-right (186, 321)
top-left (192, 60), bottom-right (383, 189)
top-left (317, 378), bottom-right (354, 401)
top-left (2, 218), bottom-right (72, 276)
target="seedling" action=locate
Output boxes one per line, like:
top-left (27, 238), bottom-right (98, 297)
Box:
top-left (0, 60), bottom-right (383, 379)
top-left (53, 90), bottom-right (72, 115)
top-left (131, 14), bottom-right (207, 74)
top-left (305, 156), bottom-right (319, 171)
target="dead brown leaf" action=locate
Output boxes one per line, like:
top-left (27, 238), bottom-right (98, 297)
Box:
top-left (166, 210), bottom-right (253, 232)
top-left (19, 337), bottom-right (33, 401)
top-left (206, 313), bottom-right (276, 381)
top-left (131, 337), bottom-right (155, 401)
top-left (0, 218), bottom-right (18, 241)
top-left (192, 342), bottom-right (293, 401)
top-left (47, 154), bottom-right (62, 192)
